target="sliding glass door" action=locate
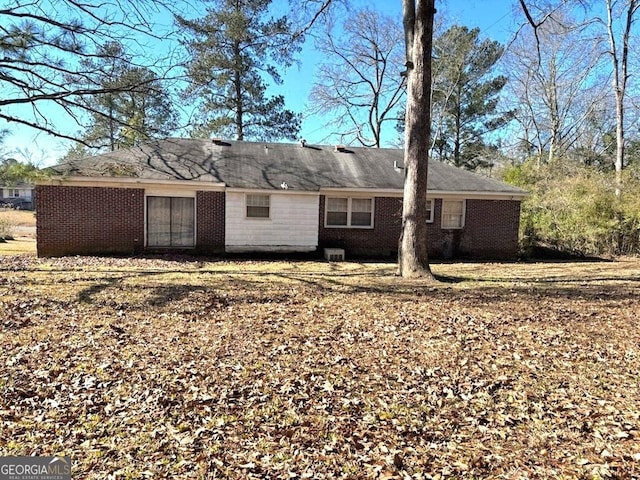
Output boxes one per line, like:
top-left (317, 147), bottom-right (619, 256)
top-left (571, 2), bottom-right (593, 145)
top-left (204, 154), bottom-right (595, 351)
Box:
top-left (147, 196), bottom-right (195, 247)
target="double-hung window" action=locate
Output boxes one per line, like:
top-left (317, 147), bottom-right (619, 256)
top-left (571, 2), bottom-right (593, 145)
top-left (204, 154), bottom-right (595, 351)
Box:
top-left (426, 199), bottom-right (434, 223)
top-left (246, 194), bottom-right (270, 218)
top-left (441, 199), bottom-right (465, 229)
top-left (325, 197), bottom-right (373, 228)
top-left (147, 196), bottom-right (195, 247)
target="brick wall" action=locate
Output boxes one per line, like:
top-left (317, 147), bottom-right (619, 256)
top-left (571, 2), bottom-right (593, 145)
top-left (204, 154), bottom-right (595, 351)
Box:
top-left (458, 199), bottom-right (521, 258)
top-left (318, 196), bottom-right (403, 256)
top-left (36, 185), bottom-right (145, 257)
top-left (196, 191), bottom-right (225, 254)
top-left (36, 186), bottom-right (521, 259)
top-left (319, 195), bottom-right (521, 259)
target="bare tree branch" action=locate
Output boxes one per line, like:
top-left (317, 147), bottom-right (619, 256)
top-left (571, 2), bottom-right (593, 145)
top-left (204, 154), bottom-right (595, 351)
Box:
top-left (0, 0), bottom-right (187, 148)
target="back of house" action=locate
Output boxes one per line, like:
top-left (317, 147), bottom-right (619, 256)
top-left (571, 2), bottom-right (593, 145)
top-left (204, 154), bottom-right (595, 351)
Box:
top-left (36, 138), bottom-right (526, 259)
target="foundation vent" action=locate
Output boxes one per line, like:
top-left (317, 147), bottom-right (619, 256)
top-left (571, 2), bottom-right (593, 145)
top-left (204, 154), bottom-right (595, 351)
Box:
top-left (324, 248), bottom-right (345, 262)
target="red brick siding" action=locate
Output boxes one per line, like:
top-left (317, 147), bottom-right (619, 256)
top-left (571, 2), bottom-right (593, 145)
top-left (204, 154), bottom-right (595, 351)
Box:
top-left (318, 196), bottom-right (403, 256)
top-left (196, 191), bottom-right (225, 253)
top-left (36, 185), bottom-right (144, 257)
top-left (36, 186), bottom-right (520, 259)
top-left (458, 199), bottom-right (521, 258)
top-left (319, 195), bottom-right (521, 259)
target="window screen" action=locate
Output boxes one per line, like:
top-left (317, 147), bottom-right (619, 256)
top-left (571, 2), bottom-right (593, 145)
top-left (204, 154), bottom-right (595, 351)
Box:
top-left (326, 197), bottom-right (348, 226)
top-left (246, 194), bottom-right (270, 218)
top-left (350, 198), bottom-right (372, 226)
top-left (442, 200), bottom-right (464, 229)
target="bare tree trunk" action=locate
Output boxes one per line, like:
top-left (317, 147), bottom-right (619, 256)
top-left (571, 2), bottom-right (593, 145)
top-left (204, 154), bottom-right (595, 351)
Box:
top-left (108, 95), bottom-right (117, 151)
top-left (606, 0), bottom-right (638, 196)
top-left (233, 40), bottom-right (244, 141)
top-left (398, 0), bottom-right (435, 279)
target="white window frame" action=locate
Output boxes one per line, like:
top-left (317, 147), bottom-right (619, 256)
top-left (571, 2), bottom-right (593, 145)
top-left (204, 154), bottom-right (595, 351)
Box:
top-left (426, 198), bottom-right (434, 223)
top-left (245, 194), bottom-right (270, 219)
top-left (324, 196), bottom-right (374, 228)
top-left (441, 199), bottom-right (465, 229)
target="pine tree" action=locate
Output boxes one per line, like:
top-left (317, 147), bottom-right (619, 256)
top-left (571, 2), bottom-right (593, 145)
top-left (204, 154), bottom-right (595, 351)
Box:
top-left (73, 43), bottom-right (178, 151)
top-left (431, 26), bottom-right (510, 169)
top-left (176, 0), bottom-right (301, 141)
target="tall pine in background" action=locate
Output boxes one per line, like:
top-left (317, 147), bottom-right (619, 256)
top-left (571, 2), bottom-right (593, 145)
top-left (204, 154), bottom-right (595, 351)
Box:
top-left (72, 42), bottom-right (178, 151)
top-left (176, 0), bottom-right (301, 141)
top-left (431, 26), bottom-right (510, 169)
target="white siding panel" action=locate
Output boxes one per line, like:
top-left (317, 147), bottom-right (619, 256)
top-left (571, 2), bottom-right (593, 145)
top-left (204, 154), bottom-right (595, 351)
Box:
top-left (225, 192), bottom-right (319, 252)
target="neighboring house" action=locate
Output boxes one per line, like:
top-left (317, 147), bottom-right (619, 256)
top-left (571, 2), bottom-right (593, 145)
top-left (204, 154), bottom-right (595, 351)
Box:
top-left (1, 182), bottom-right (35, 209)
top-left (35, 138), bottom-right (526, 259)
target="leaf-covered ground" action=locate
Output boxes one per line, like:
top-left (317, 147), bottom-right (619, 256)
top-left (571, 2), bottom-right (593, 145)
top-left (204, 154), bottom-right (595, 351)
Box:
top-left (1, 255), bottom-right (640, 479)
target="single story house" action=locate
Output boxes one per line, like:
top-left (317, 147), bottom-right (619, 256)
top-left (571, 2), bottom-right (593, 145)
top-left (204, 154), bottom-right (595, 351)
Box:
top-left (1, 182), bottom-right (34, 209)
top-left (36, 138), bottom-right (526, 259)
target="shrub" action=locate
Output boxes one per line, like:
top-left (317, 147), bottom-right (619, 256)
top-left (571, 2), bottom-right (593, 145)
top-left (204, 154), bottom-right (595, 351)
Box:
top-left (0, 218), bottom-right (14, 241)
top-left (503, 160), bottom-right (640, 257)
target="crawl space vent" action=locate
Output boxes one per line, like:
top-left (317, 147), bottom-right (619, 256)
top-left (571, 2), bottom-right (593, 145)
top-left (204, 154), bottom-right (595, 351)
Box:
top-left (324, 248), bottom-right (345, 262)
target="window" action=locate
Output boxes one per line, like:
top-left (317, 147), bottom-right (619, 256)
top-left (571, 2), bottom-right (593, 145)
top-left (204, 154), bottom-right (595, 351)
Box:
top-left (351, 198), bottom-right (373, 226)
top-left (442, 199), bottom-right (465, 229)
top-left (426, 199), bottom-right (434, 223)
top-left (147, 196), bottom-right (195, 247)
top-left (326, 197), bottom-right (348, 225)
top-left (246, 194), bottom-right (270, 218)
top-left (8, 189), bottom-right (19, 198)
top-left (325, 197), bottom-right (373, 228)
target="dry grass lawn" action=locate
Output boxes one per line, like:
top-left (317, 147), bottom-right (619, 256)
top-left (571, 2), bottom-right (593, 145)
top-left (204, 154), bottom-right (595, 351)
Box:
top-left (0, 208), bottom-right (36, 227)
top-left (0, 238), bottom-right (36, 255)
top-left (1, 255), bottom-right (639, 479)
top-left (0, 209), bottom-right (37, 249)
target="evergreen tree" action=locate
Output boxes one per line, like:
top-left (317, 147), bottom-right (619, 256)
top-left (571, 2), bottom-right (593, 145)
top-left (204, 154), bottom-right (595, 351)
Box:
top-left (0, 0), bottom-right (180, 144)
top-left (431, 26), bottom-right (511, 169)
top-left (73, 42), bottom-right (178, 151)
top-left (176, 0), bottom-right (301, 141)
top-left (0, 158), bottom-right (40, 185)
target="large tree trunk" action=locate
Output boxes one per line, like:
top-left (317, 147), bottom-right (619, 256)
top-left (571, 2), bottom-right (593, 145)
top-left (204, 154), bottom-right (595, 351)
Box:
top-left (398, 0), bottom-right (435, 278)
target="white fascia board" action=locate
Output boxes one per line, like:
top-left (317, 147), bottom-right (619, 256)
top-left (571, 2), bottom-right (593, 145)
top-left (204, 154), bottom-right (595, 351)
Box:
top-left (319, 187), bottom-right (403, 197)
top-left (319, 187), bottom-right (526, 200)
top-left (226, 187), bottom-right (319, 196)
top-left (431, 190), bottom-right (528, 200)
top-left (37, 176), bottom-right (226, 192)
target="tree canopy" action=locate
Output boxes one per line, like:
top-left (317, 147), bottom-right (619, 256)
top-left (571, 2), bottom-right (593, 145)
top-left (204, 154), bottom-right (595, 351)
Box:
top-left (69, 42), bottom-right (178, 151)
top-left (0, 0), bottom-right (179, 145)
top-left (431, 25), bottom-right (510, 169)
top-left (309, 8), bottom-right (406, 147)
top-left (0, 158), bottom-right (40, 186)
top-left (176, 0), bottom-right (302, 141)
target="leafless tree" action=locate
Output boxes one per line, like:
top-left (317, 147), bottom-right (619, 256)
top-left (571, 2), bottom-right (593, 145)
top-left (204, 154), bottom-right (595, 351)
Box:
top-left (309, 8), bottom-right (406, 147)
top-left (603, 0), bottom-right (639, 193)
top-left (299, 0), bottom-right (436, 277)
top-left (518, 0), bottom-right (639, 191)
top-left (507, 8), bottom-right (607, 163)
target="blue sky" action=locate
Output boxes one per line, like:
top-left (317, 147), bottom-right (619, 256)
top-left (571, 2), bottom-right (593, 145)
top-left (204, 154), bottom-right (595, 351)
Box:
top-left (3, 0), bottom-right (521, 166)
top-left (290, 0), bottom-right (519, 146)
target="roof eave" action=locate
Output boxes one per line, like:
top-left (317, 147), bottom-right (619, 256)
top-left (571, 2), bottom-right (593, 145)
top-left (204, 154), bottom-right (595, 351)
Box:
top-left (36, 176), bottom-right (226, 191)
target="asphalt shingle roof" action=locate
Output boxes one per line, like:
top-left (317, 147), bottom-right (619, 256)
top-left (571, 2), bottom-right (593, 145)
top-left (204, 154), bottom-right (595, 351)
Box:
top-left (53, 138), bottom-right (525, 195)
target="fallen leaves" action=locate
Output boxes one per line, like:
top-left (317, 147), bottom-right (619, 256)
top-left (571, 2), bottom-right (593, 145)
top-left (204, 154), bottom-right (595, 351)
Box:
top-left (1, 256), bottom-right (640, 478)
